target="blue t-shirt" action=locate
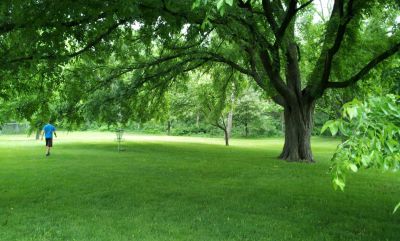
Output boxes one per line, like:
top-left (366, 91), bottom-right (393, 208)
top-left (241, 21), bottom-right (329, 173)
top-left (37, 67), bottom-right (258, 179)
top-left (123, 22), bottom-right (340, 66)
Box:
top-left (43, 124), bottom-right (56, 139)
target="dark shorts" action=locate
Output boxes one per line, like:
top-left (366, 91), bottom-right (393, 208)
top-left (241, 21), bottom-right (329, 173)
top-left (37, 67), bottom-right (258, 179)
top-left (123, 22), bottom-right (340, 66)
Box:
top-left (45, 138), bottom-right (53, 147)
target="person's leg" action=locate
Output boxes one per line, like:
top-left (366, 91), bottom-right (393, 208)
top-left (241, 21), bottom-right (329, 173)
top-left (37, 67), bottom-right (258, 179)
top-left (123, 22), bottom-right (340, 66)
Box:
top-left (48, 138), bottom-right (53, 156)
top-left (45, 139), bottom-right (51, 156)
top-left (45, 139), bottom-right (48, 155)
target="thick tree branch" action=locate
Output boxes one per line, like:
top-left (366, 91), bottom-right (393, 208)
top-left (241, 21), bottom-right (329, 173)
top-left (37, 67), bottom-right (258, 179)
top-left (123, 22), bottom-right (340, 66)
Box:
top-left (88, 47), bottom-right (252, 89)
top-left (326, 42), bottom-right (400, 89)
top-left (320, 0), bottom-right (353, 85)
top-left (275, 0), bottom-right (297, 43)
top-left (226, 9), bottom-right (276, 58)
top-left (91, 55), bottom-right (211, 95)
top-left (272, 95), bottom-right (285, 106)
top-left (204, 51), bottom-right (254, 77)
top-left (246, 48), bottom-right (268, 92)
top-left (262, 0), bottom-right (279, 33)
top-left (297, 0), bottom-right (314, 12)
top-left (259, 50), bottom-right (295, 101)
top-left (263, 0), bottom-right (313, 45)
top-left (308, 0), bottom-right (355, 97)
top-left (68, 19), bottom-right (128, 58)
top-left (285, 43), bottom-right (302, 95)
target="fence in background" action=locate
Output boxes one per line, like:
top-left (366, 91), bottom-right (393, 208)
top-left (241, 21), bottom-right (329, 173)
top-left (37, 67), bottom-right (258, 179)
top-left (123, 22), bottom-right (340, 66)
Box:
top-left (0, 123), bottom-right (30, 134)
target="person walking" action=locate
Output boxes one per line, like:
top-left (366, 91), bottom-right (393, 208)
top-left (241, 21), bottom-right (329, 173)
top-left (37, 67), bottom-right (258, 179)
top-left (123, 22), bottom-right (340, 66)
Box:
top-left (41, 122), bottom-right (57, 156)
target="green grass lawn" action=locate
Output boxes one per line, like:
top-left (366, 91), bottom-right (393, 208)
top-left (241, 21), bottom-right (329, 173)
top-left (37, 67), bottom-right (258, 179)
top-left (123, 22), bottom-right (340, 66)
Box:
top-left (0, 132), bottom-right (399, 241)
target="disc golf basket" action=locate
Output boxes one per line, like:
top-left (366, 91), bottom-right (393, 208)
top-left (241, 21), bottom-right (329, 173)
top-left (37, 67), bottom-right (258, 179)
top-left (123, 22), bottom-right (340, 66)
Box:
top-left (115, 129), bottom-right (125, 151)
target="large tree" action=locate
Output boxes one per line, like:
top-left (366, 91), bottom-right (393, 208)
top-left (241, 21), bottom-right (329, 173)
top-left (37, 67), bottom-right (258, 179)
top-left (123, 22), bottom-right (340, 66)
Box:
top-left (155, 0), bottom-right (400, 162)
top-left (1, 0), bottom-right (399, 162)
top-left (87, 0), bottom-right (400, 162)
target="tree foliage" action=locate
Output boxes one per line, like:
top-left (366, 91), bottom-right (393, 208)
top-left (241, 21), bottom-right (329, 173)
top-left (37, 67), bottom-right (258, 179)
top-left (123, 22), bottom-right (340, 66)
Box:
top-left (322, 95), bottom-right (400, 191)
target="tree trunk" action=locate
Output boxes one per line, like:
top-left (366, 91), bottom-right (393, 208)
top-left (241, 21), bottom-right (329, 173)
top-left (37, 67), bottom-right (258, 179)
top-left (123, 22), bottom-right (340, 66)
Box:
top-left (196, 114), bottom-right (200, 128)
top-left (223, 128), bottom-right (229, 146)
top-left (226, 110), bottom-right (233, 139)
top-left (244, 122), bottom-right (248, 137)
top-left (226, 91), bottom-right (235, 139)
top-left (35, 129), bottom-right (41, 140)
top-left (166, 120), bottom-right (172, 135)
top-left (279, 101), bottom-right (315, 162)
